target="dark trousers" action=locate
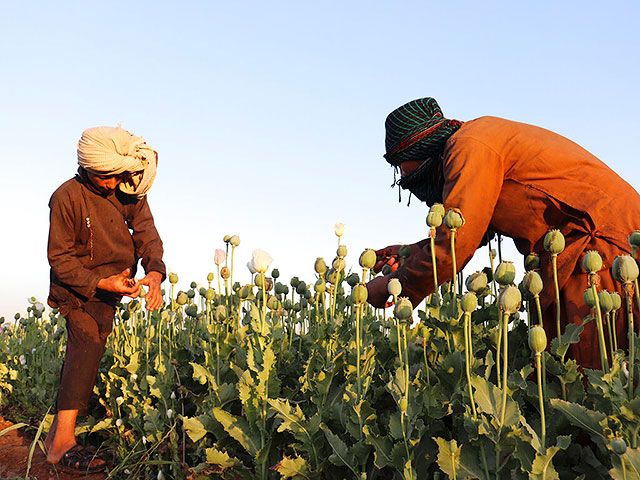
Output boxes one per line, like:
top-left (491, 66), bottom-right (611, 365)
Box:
top-left (56, 300), bottom-right (114, 414)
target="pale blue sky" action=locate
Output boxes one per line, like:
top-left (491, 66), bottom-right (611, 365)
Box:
top-left (1, 1), bottom-right (639, 317)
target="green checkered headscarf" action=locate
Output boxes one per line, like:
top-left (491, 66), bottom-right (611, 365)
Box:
top-left (384, 98), bottom-right (463, 205)
top-left (384, 97), bottom-right (462, 165)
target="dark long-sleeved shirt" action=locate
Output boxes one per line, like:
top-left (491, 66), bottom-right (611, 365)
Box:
top-left (48, 169), bottom-right (166, 308)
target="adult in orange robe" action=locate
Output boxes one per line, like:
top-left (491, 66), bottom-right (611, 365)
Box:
top-left (366, 97), bottom-right (640, 369)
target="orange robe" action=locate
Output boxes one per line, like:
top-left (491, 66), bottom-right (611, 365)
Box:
top-left (392, 116), bottom-right (640, 369)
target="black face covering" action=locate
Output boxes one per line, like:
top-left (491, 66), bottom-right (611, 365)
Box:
top-left (396, 157), bottom-right (444, 206)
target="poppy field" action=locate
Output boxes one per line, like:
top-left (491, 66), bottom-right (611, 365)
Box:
top-left (1, 207), bottom-right (640, 480)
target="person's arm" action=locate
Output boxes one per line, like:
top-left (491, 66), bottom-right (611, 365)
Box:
top-left (128, 197), bottom-right (166, 309)
top-left (48, 190), bottom-right (102, 300)
top-left (368, 137), bottom-right (505, 307)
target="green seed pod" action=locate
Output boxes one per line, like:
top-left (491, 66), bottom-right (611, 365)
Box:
top-left (337, 245), bottom-right (348, 258)
top-left (267, 296), bottom-right (279, 311)
top-left (190, 281), bottom-right (197, 289)
top-left (582, 250), bottom-right (603, 274)
top-left (176, 292), bottom-right (188, 305)
top-left (229, 235), bottom-right (240, 247)
top-left (205, 288), bottom-right (215, 301)
top-left (612, 255), bottom-right (639, 283)
top-left (629, 231), bottom-right (640, 247)
top-left (544, 229), bottom-right (565, 255)
top-left (169, 273), bottom-right (178, 285)
top-left (444, 209), bottom-right (465, 230)
top-left (394, 297), bottom-right (413, 321)
top-left (121, 310), bottom-right (130, 321)
top-left (185, 305), bottom-right (198, 317)
top-left (214, 305), bottom-right (227, 322)
top-left (301, 297), bottom-right (309, 308)
top-left (207, 272), bottom-right (214, 282)
top-left (332, 257), bottom-right (346, 272)
top-left (187, 289), bottom-right (195, 299)
top-left (611, 437), bottom-right (627, 455)
top-left (271, 268), bottom-right (280, 279)
top-left (296, 281), bottom-right (307, 295)
top-left (314, 257), bottom-right (327, 275)
top-left (399, 397), bottom-right (408, 413)
top-left (326, 269), bottom-right (338, 285)
top-left (465, 271), bottom-right (488, 294)
top-left (199, 287), bottom-right (206, 297)
top-left (494, 261), bottom-right (516, 285)
top-left (388, 278), bottom-right (402, 297)
top-left (524, 252), bottom-right (540, 271)
top-left (461, 292), bottom-right (478, 313)
top-left (398, 245), bottom-right (412, 258)
top-left (314, 278), bottom-right (326, 294)
top-left (382, 264), bottom-right (392, 275)
top-left (284, 299), bottom-right (292, 310)
top-left (254, 274), bottom-right (265, 289)
top-left (346, 273), bottom-right (360, 287)
top-left (426, 211), bottom-right (443, 228)
top-left (598, 290), bottom-right (614, 313)
top-left (611, 292), bottom-right (622, 310)
top-left (584, 288), bottom-right (597, 308)
top-left (523, 271), bottom-right (543, 296)
top-left (498, 285), bottom-right (521, 314)
top-left (528, 325), bottom-right (547, 354)
top-left (290, 276), bottom-right (300, 288)
top-left (223, 235), bottom-right (231, 243)
top-left (275, 282), bottom-right (285, 295)
top-left (359, 249), bottom-right (377, 269)
top-left (429, 203), bottom-right (445, 217)
top-left (221, 267), bottom-right (231, 280)
top-left (352, 284), bottom-right (368, 305)
top-left (346, 295), bottom-right (354, 306)
top-left (238, 285), bottom-right (252, 299)
top-left (199, 375), bottom-right (207, 385)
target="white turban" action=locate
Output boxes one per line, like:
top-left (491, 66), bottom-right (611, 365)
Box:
top-left (77, 125), bottom-right (157, 197)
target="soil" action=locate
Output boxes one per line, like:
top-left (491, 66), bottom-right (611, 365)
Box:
top-left (0, 416), bottom-right (106, 480)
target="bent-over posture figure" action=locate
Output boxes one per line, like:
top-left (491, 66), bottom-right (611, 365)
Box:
top-left (45, 126), bottom-right (166, 472)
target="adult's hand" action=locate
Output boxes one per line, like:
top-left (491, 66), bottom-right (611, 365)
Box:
top-left (140, 271), bottom-right (163, 310)
top-left (373, 245), bottom-right (402, 273)
top-left (366, 275), bottom-right (391, 308)
top-left (97, 268), bottom-right (141, 297)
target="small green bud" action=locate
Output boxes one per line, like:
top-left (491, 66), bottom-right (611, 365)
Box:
top-left (629, 231), bottom-right (640, 247)
top-left (524, 253), bottom-right (540, 271)
top-left (223, 235), bottom-right (231, 243)
top-left (388, 278), bottom-right (402, 297)
top-left (352, 284), bottom-right (368, 305)
top-left (611, 437), bottom-right (627, 455)
top-left (461, 292), bottom-right (478, 313)
top-left (346, 273), bottom-right (360, 287)
top-left (185, 305), bottom-right (198, 317)
top-left (465, 271), bottom-right (488, 293)
top-left (494, 261), bottom-right (516, 285)
top-left (169, 273), bottom-right (178, 285)
top-left (544, 229), bottom-right (565, 255)
top-left (582, 250), bottom-right (603, 274)
top-left (176, 291), bottom-right (188, 305)
top-left (528, 325), bottom-right (547, 354)
top-left (523, 271), bottom-right (543, 296)
top-left (444, 209), bottom-right (465, 230)
top-left (314, 258), bottom-right (327, 275)
top-left (187, 289), bottom-right (195, 299)
top-left (207, 272), bottom-right (214, 282)
top-left (199, 287), bottom-right (206, 296)
top-left (399, 397), bottom-right (408, 413)
top-left (398, 245), bottom-right (412, 258)
top-left (394, 297), bottom-right (413, 321)
top-left (583, 288), bottom-right (597, 308)
top-left (429, 203), bottom-right (445, 217)
top-left (359, 249), bottom-right (377, 269)
top-left (337, 245), bottom-right (348, 258)
top-left (296, 281), bottom-right (307, 295)
top-left (271, 268), bottom-right (280, 279)
top-left (426, 211), bottom-right (443, 228)
top-left (598, 290), bottom-right (614, 313)
top-left (611, 291), bottom-right (622, 310)
top-left (612, 255), bottom-right (639, 283)
top-left (498, 285), bottom-right (521, 314)
top-left (290, 276), bottom-right (300, 288)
